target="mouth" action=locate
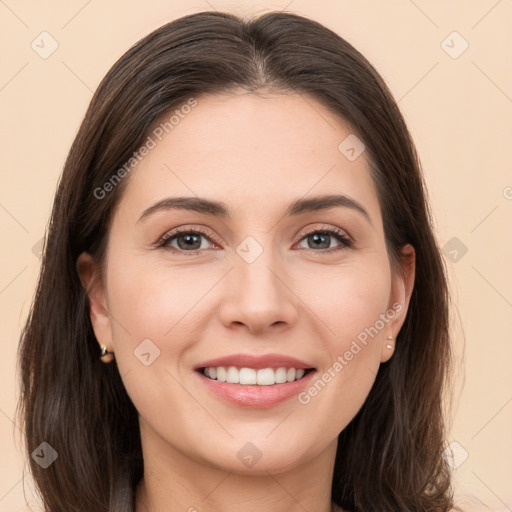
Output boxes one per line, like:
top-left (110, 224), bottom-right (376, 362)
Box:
top-left (196, 366), bottom-right (316, 386)
top-left (194, 366), bottom-right (318, 408)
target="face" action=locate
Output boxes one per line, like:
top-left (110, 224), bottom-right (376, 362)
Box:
top-left (78, 91), bottom-right (415, 475)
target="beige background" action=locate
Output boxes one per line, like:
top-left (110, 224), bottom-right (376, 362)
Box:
top-left (1, 1), bottom-right (511, 511)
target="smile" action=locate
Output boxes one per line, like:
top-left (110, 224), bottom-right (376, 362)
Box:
top-left (195, 367), bottom-right (318, 408)
top-left (200, 366), bottom-right (314, 385)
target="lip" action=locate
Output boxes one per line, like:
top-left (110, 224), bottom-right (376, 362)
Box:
top-left (194, 368), bottom-right (317, 408)
top-left (193, 353), bottom-right (315, 371)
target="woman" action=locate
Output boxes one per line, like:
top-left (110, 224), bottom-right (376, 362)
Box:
top-left (17, 9), bottom-right (458, 512)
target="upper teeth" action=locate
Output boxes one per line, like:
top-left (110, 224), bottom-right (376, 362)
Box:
top-left (203, 366), bottom-right (307, 385)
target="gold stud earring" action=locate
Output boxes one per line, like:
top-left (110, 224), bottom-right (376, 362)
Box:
top-left (99, 344), bottom-right (115, 363)
top-left (386, 335), bottom-right (393, 350)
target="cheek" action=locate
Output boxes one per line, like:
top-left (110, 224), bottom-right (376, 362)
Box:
top-left (103, 256), bottom-right (210, 424)
top-left (298, 258), bottom-right (391, 345)
top-left (105, 254), bottom-right (210, 344)
top-left (294, 260), bottom-right (390, 415)
top-left (296, 258), bottom-right (392, 398)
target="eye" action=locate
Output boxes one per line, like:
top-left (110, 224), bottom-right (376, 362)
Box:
top-left (157, 224), bottom-right (352, 255)
top-left (157, 226), bottom-right (218, 254)
top-left (295, 226), bottom-right (352, 253)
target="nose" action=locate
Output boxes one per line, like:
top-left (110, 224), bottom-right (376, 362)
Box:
top-left (218, 247), bottom-right (299, 335)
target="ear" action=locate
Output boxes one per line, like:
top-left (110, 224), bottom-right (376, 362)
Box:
top-left (76, 252), bottom-right (114, 352)
top-left (380, 243), bottom-right (416, 363)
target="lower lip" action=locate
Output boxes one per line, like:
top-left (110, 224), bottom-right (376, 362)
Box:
top-left (194, 369), bottom-right (317, 409)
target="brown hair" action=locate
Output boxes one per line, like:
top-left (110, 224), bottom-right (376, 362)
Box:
top-left (17, 10), bottom-right (458, 511)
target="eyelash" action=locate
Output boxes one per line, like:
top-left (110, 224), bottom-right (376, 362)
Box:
top-left (156, 225), bottom-right (352, 256)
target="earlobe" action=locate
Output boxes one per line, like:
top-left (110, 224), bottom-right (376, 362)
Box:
top-left (76, 252), bottom-right (114, 353)
top-left (380, 335), bottom-right (395, 363)
top-left (380, 243), bottom-right (416, 363)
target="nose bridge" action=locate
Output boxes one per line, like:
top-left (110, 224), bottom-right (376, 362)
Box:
top-left (220, 232), bottom-right (297, 332)
top-left (234, 233), bottom-right (284, 302)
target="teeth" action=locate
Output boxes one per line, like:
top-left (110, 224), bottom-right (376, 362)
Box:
top-left (202, 366), bottom-right (308, 385)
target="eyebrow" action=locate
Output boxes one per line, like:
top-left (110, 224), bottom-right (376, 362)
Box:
top-left (137, 194), bottom-right (373, 226)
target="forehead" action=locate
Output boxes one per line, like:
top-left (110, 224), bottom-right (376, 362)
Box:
top-left (115, 91), bottom-right (381, 225)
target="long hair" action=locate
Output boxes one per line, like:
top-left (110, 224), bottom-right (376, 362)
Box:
top-left (17, 10), bottom-right (457, 511)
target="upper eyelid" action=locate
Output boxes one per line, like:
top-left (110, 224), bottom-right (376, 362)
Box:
top-left (157, 225), bottom-right (216, 246)
top-left (158, 223), bottom-right (352, 248)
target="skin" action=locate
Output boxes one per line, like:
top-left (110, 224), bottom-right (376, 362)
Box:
top-left (77, 90), bottom-right (415, 512)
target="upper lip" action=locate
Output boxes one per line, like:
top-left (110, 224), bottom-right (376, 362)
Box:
top-left (194, 353), bottom-right (316, 371)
